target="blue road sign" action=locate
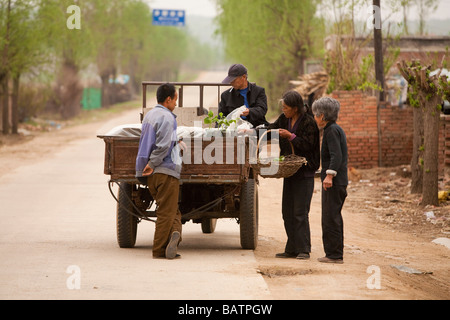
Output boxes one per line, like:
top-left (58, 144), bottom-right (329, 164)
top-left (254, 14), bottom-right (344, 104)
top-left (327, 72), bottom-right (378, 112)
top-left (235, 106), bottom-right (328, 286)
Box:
top-left (152, 9), bottom-right (185, 27)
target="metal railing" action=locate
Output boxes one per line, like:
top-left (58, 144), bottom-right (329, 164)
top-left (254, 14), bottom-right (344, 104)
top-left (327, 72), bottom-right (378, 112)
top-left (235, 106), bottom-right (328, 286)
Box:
top-left (141, 81), bottom-right (231, 117)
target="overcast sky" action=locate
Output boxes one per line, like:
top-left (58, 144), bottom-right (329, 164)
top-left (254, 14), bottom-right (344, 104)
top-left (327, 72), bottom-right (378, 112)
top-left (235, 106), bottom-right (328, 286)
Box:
top-left (374, 0), bottom-right (450, 21)
top-left (145, 0), bottom-right (450, 23)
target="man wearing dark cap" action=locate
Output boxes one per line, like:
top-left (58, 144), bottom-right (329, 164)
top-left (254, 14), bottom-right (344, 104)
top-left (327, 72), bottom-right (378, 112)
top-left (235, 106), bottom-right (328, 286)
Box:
top-left (219, 64), bottom-right (269, 128)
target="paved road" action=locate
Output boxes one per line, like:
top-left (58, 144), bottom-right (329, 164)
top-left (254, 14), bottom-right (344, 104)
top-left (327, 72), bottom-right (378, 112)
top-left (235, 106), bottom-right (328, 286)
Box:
top-left (0, 72), bottom-right (272, 300)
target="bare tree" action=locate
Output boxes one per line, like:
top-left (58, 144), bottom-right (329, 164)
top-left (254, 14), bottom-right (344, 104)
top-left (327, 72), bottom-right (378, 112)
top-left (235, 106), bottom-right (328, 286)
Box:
top-left (397, 57), bottom-right (449, 206)
top-left (400, 0), bottom-right (410, 35)
top-left (414, 0), bottom-right (438, 35)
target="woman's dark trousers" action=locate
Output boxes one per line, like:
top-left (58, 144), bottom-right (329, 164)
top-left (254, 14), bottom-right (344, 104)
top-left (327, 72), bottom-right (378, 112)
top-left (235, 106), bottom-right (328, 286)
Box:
top-left (282, 176), bottom-right (314, 255)
top-left (321, 185), bottom-right (347, 259)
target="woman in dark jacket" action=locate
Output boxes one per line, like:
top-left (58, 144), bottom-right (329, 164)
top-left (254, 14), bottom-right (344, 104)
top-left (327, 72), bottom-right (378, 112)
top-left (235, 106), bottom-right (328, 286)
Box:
top-left (267, 90), bottom-right (320, 259)
top-left (312, 97), bottom-right (348, 264)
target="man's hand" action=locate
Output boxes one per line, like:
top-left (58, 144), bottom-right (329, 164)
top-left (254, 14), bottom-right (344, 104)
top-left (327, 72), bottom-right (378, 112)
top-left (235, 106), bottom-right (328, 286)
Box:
top-left (142, 164), bottom-right (154, 177)
top-left (178, 140), bottom-right (187, 152)
top-left (241, 109), bottom-right (249, 117)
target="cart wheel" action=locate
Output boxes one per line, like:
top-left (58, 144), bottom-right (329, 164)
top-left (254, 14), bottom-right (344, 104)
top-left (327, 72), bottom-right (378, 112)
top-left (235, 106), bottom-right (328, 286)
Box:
top-left (201, 218), bottom-right (217, 234)
top-left (239, 178), bottom-right (258, 249)
top-left (116, 182), bottom-right (138, 248)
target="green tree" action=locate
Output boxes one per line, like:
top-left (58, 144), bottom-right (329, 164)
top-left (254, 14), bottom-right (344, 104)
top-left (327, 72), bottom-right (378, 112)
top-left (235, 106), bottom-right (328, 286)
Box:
top-left (0, 0), bottom-right (12, 134)
top-left (0, 0), bottom-right (54, 133)
top-left (322, 0), bottom-right (400, 95)
top-left (38, 0), bottom-right (94, 118)
top-left (87, 0), bottom-right (125, 107)
top-left (1, 0), bottom-right (196, 129)
top-left (119, 0), bottom-right (154, 95)
top-left (217, 0), bottom-right (324, 108)
top-left (87, 0), bottom-right (189, 103)
top-left (147, 25), bottom-right (188, 81)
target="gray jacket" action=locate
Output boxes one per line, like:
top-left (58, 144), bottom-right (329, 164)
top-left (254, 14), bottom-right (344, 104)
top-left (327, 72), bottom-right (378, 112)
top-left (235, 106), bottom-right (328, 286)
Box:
top-left (135, 105), bottom-right (181, 179)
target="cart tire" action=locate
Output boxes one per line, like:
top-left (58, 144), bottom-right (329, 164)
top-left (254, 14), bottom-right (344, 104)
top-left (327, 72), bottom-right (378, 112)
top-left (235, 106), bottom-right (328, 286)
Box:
top-left (239, 178), bottom-right (258, 249)
top-left (116, 182), bottom-right (138, 248)
top-left (201, 218), bottom-right (217, 234)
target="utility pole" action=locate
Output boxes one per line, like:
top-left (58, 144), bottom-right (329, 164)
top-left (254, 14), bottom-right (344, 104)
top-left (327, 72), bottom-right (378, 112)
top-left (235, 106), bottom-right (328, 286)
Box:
top-left (372, 0), bottom-right (385, 167)
top-left (1, 0), bottom-right (11, 134)
top-left (373, 0), bottom-right (385, 102)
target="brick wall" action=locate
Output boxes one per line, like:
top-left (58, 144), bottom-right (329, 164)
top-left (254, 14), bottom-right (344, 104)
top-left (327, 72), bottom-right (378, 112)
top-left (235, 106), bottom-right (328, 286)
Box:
top-left (331, 91), bottom-right (380, 169)
top-left (379, 104), bottom-right (414, 167)
top-left (330, 90), bottom-right (449, 178)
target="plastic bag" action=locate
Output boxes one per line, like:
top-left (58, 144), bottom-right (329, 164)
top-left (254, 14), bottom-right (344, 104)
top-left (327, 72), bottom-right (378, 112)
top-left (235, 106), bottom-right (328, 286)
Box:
top-left (177, 126), bottom-right (205, 139)
top-left (100, 124), bottom-right (142, 137)
top-left (222, 106), bottom-right (253, 131)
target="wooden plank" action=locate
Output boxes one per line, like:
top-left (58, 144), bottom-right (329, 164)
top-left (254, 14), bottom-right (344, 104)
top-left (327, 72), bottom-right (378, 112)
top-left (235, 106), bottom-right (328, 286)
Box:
top-left (100, 135), bottom-right (250, 183)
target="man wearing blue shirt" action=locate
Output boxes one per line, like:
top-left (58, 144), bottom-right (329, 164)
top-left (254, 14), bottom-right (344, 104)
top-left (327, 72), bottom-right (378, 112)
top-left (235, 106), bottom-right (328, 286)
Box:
top-left (219, 64), bottom-right (269, 127)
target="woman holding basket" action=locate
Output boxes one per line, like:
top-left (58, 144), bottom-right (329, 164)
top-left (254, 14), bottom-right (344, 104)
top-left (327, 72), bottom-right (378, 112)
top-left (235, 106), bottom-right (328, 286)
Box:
top-left (267, 90), bottom-right (320, 260)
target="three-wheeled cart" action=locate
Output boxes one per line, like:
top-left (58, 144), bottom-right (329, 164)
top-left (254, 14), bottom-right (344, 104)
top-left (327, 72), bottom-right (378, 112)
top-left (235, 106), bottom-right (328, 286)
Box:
top-left (98, 82), bottom-right (259, 250)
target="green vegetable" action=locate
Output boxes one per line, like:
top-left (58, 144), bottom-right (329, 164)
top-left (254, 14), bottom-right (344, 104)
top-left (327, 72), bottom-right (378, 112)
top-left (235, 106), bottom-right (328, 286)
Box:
top-left (273, 156), bottom-right (285, 162)
top-left (203, 111), bottom-right (236, 129)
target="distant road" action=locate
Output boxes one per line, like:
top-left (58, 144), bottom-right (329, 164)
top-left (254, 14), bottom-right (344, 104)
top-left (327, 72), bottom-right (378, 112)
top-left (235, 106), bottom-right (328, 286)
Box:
top-left (0, 71), bottom-right (271, 299)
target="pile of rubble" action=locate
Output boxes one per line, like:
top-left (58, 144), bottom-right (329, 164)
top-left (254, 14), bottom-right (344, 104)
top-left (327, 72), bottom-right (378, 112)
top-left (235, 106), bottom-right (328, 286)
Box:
top-left (346, 165), bottom-right (450, 239)
top-left (290, 71), bottom-right (329, 101)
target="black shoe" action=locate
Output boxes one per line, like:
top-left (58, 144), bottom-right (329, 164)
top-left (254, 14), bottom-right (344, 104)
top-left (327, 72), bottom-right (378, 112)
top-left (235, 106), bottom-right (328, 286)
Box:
top-left (275, 252), bottom-right (297, 259)
top-left (296, 253), bottom-right (310, 260)
top-left (153, 253), bottom-right (181, 259)
top-left (317, 256), bottom-right (343, 264)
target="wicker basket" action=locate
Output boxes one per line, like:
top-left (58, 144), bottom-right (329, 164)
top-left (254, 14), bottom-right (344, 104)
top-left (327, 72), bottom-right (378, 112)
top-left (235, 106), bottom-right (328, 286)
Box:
top-left (252, 130), bottom-right (307, 179)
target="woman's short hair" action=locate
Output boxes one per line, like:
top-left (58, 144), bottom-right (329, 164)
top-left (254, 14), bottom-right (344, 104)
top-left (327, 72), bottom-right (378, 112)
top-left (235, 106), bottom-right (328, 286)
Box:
top-left (311, 97), bottom-right (340, 122)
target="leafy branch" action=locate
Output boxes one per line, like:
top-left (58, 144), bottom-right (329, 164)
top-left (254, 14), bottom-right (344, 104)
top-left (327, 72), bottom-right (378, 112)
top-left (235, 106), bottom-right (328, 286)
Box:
top-left (203, 111), bottom-right (236, 130)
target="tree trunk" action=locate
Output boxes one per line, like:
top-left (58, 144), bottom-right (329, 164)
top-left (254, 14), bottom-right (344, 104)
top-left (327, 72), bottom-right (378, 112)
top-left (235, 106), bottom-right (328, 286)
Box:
top-left (1, 0), bottom-right (11, 135)
top-left (402, 5), bottom-right (409, 35)
top-left (57, 60), bottom-right (83, 119)
top-left (410, 105), bottom-right (424, 194)
top-left (11, 73), bottom-right (20, 134)
top-left (396, 58), bottom-right (448, 206)
top-left (2, 75), bottom-right (9, 135)
top-left (421, 94), bottom-right (441, 206)
top-left (100, 74), bottom-right (110, 108)
top-left (100, 66), bottom-right (117, 108)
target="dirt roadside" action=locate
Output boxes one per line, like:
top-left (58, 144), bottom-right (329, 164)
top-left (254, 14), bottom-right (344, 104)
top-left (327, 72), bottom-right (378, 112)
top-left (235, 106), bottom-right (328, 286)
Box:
top-left (1, 108), bottom-right (449, 300)
top-left (255, 167), bottom-right (450, 300)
